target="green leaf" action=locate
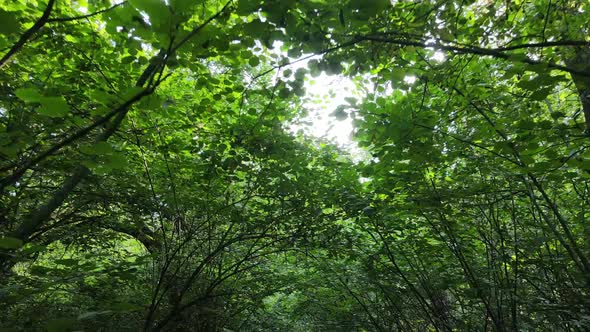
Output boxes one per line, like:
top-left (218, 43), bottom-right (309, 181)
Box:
top-left (248, 56), bottom-right (260, 67)
top-left (88, 89), bottom-right (114, 105)
top-left (348, 0), bottom-right (389, 17)
top-left (0, 10), bottom-right (20, 35)
top-left (387, 68), bottom-right (406, 82)
top-left (120, 86), bottom-right (145, 100)
top-left (516, 120), bottom-right (536, 130)
top-left (550, 111), bottom-right (565, 119)
top-left (516, 75), bottom-right (539, 90)
top-left (121, 56), bottom-right (135, 64)
top-left (81, 142), bottom-right (115, 156)
top-left (529, 87), bottom-right (552, 101)
top-left (15, 88), bottom-right (43, 103)
top-left (294, 68), bottom-right (306, 81)
top-left (344, 97), bottom-right (357, 106)
top-left (236, 0), bottom-right (260, 15)
top-left (94, 142), bottom-right (115, 154)
top-left (244, 19), bottom-right (269, 37)
top-left (287, 48), bottom-right (302, 58)
top-left (129, 0), bottom-right (170, 28)
top-left (46, 318), bottom-right (76, 332)
top-left (508, 53), bottom-right (530, 63)
top-left (0, 237), bottom-right (23, 249)
top-left (332, 108), bottom-right (348, 121)
top-left (38, 96), bottom-right (69, 117)
top-left (105, 153), bottom-right (128, 169)
top-left (278, 88), bottom-right (291, 98)
top-left (55, 258), bottom-right (79, 266)
top-left (170, 0), bottom-right (194, 13)
top-left (21, 243), bottom-right (46, 254)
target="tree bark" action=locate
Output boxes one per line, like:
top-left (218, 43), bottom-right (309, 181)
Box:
top-left (565, 47), bottom-right (590, 134)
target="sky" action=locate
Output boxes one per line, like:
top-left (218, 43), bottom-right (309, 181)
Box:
top-left (264, 41), bottom-right (363, 151)
top-left (299, 72), bottom-right (360, 147)
top-left (291, 50), bottom-right (446, 152)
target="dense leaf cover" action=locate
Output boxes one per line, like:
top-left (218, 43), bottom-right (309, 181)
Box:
top-left (1, 0), bottom-right (589, 330)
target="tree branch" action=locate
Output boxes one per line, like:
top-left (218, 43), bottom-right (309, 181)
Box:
top-left (46, 2), bottom-right (126, 23)
top-left (0, 0), bottom-right (56, 69)
top-left (0, 88), bottom-right (153, 191)
top-left (494, 40), bottom-right (590, 52)
top-left (359, 35), bottom-right (590, 77)
top-left (171, 0), bottom-right (234, 54)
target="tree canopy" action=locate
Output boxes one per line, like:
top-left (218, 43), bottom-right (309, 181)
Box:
top-left (1, 0), bottom-right (589, 331)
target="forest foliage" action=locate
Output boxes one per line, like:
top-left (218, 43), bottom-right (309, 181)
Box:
top-left (1, 0), bottom-right (590, 330)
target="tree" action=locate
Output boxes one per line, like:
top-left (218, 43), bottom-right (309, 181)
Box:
top-left (1, 0), bottom-right (589, 331)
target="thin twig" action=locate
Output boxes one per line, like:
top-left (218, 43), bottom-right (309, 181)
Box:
top-left (47, 2), bottom-right (126, 23)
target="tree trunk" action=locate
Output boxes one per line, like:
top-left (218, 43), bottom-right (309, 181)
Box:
top-left (565, 47), bottom-right (590, 134)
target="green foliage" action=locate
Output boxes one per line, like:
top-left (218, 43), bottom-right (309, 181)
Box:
top-left (1, 0), bottom-right (589, 331)
top-left (0, 237), bottom-right (22, 249)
